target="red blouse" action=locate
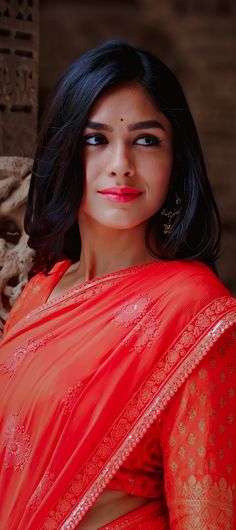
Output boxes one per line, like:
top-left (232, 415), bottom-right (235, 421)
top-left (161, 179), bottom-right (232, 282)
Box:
top-left (108, 326), bottom-right (236, 517)
top-left (108, 417), bottom-right (163, 498)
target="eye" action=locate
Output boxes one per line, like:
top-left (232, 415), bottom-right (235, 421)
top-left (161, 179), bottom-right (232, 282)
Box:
top-left (135, 136), bottom-right (162, 146)
top-left (83, 134), bottom-right (107, 145)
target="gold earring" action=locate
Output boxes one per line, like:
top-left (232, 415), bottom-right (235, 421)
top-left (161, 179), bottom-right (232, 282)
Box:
top-left (160, 192), bottom-right (181, 235)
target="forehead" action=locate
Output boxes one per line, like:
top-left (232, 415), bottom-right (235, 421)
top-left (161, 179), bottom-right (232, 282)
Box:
top-left (88, 82), bottom-right (168, 124)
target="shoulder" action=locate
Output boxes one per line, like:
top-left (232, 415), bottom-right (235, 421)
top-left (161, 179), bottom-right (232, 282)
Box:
top-left (148, 259), bottom-right (233, 316)
top-left (3, 259), bottom-right (71, 338)
top-left (3, 272), bottom-right (44, 338)
top-left (153, 259), bottom-right (230, 297)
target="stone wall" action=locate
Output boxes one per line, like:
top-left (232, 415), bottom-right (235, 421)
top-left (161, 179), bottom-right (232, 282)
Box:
top-left (0, 0), bottom-right (38, 334)
top-left (0, 0), bottom-right (38, 156)
top-left (0, 156), bottom-right (34, 332)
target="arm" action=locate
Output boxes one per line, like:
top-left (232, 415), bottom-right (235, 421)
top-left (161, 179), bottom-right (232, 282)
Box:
top-left (160, 326), bottom-right (236, 529)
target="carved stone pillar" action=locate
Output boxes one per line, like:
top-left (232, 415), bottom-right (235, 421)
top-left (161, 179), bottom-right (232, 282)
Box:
top-left (0, 0), bottom-right (39, 336)
top-left (0, 0), bottom-right (38, 156)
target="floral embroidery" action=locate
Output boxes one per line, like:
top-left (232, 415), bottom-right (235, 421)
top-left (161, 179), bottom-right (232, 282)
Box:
top-left (0, 333), bottom-right (53, 377)
top-left (42, 299), bottom-right (236, 529)
top-left (188, 433), bottom-right (196, 445)
top-left (29, 471), bottom-right (55, 511)
top-left (188, 407), bottom-right (197, 419)
top-left (189, 382), bottom-right (197, 395)
top-left (1, 415), bottom-right (32, 470)
top-left (199, 393), bottom-right (207, 405)
top-left (179, 446), bottom-right (185, 458)
top-left (187, 458), bottom-right (196, 470)
top-left (62, 383), bottom-right (86, 415)
top-left (198, 368), bottom-right (208, 378)
top-left (178, 422), bottom-right (186, 434)
top-left (122, 313), bottom-right (160, 355)
top-left (33, 284), bottom-right (41, 294)
top-left (168, 475), bottom-right (236, 530)
top-left (198, 419), bottom-right (206, 432)
top-left (7, 266), bottom-right (156, 341)
top-left (170, 462), bottom-right (178, 473)
top-left (112, 294), bottom-right (160, 354)
top-left (198, 446), bottom-right (206, 457)
top-left (112, 294), bottom-right (150, 327)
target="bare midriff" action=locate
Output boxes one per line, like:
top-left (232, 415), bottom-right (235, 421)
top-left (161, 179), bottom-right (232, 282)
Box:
top-left (77, 488), bottom-right (152, 529)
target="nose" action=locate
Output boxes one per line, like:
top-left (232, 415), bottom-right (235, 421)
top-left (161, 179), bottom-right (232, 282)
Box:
top-left (106, 142), bottom-right (135, 178)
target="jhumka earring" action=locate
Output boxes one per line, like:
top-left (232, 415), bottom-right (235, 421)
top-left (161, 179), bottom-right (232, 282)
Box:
top-left (160, 192), bottom-right (182, 235)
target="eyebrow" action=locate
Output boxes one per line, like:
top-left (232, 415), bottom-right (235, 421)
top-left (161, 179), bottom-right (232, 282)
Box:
top-left (85, 119), bottom-right (166, 132)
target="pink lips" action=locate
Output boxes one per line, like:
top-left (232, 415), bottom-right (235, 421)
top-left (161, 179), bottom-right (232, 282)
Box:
top-left (98, 187), bottom-right (143, 203)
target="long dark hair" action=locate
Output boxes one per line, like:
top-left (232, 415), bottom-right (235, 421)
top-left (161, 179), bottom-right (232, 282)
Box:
top-left (25, 39), bottom-right (221, 274)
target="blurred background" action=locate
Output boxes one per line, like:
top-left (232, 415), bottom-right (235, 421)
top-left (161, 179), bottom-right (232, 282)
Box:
top-left (0, 0), bottom-right (235, 331)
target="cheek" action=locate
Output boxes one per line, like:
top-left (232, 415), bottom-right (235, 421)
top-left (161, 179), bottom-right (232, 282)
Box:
top-left (147, 156), bottom-right (173, 185)
top-left (84, 146), bottom-right (106, 168)
top-left (147, 158), bottom-right (173, 205)
top-left (83, 149), bottom-right (98, 177)
top-left (82, 161), bottom-right (98, 196)
top-left (143, 144), bottom-right (173, 171)
top-left (159, 146), bottom-right (174, 171)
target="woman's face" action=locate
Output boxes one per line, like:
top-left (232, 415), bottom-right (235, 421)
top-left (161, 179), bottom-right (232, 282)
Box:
top-left (79, 82), bottom-right (174, 231)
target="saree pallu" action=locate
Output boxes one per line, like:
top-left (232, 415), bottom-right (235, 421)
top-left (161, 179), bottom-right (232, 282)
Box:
top-left (0, 259), bottom-right (236, 529)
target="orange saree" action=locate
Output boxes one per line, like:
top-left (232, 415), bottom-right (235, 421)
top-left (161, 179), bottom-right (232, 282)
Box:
top-left (0, 259), bottom-right (236, 529)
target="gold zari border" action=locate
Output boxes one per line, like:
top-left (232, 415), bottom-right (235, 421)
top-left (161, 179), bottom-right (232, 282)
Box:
top-left (168, 474), bottom-right (236, 530)
top-left (40, 297), bottom-right (236, 529)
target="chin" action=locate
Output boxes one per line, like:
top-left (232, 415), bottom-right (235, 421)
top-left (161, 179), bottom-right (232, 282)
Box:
top-left (101, 220), bottom-right (145, 230)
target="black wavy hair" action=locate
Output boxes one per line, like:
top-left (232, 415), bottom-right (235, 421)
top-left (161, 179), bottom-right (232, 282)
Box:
top-left (25, 39), bottom-right (221, 274)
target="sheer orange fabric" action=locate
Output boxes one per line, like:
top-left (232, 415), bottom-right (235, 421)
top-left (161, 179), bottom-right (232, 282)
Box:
top-left (0, 259), bottom-right (236, 529)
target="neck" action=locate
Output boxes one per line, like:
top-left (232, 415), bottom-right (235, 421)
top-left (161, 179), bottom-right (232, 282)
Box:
top-left (72, 217), bottom-right (157, 281)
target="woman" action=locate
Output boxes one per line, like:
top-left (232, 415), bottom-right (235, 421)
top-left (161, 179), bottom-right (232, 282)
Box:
top-left (0, 39), bottom-right (235, 529)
